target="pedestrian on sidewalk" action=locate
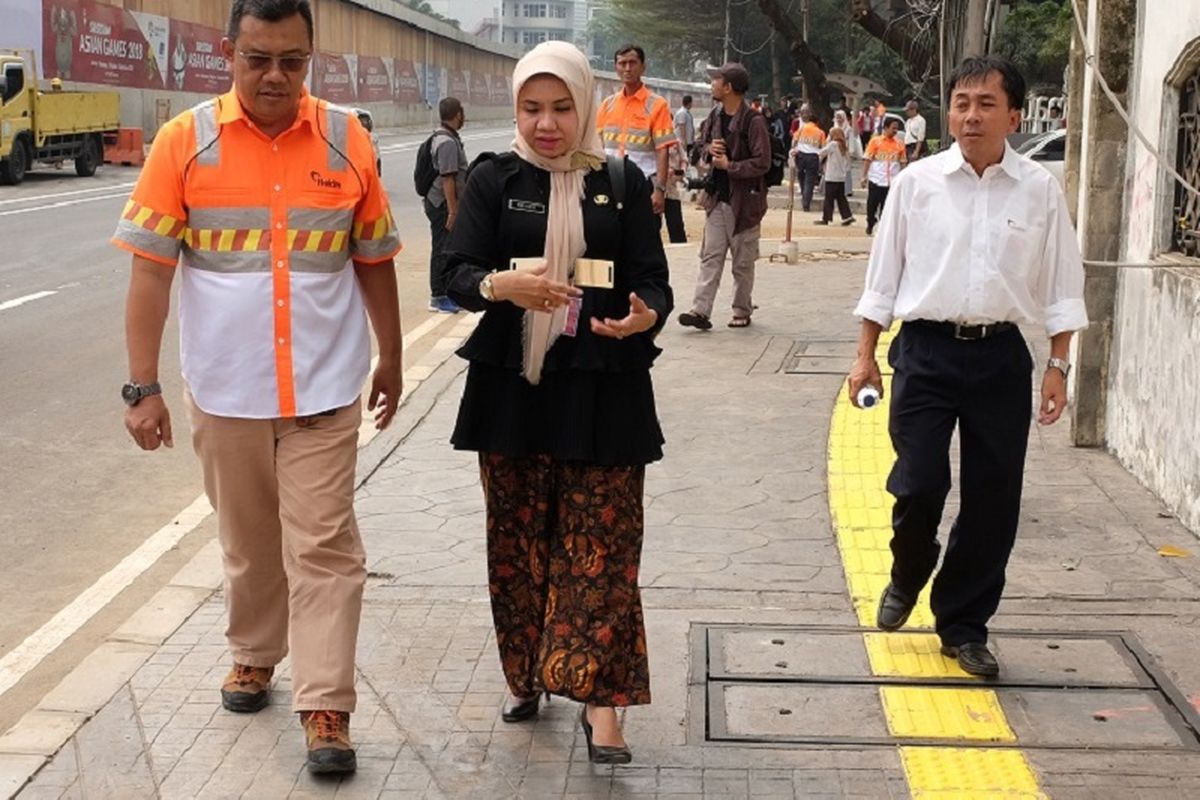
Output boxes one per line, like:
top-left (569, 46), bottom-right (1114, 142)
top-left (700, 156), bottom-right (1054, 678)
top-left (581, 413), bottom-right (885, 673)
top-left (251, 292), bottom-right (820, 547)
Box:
top-left (904, 99), bottom-right (927, 161)
top-left (597, 44), bottom-right (678, 223)
top-left (814, 127), bottom-right (855, 226)
top-left (677, 61), bottom-right (770, 331)
top-left (422, 96), bottom-right (468, 314)
top-left (847, 55), bottom-right (1088, 677)
top-left (790, 107), bottom-right (826, 212)
top-left (442, 40), bottom-right (673, 766)
top-left (674, 94), bottom-right (696, 167)
top-left (861, 116), bottom-right (906, 235)
top-left (663, 126), bottom-right (689, 243)
top-left (115, 0), bottom-right (403, 776)
top-left (833, 108), bottom-right (862, 197)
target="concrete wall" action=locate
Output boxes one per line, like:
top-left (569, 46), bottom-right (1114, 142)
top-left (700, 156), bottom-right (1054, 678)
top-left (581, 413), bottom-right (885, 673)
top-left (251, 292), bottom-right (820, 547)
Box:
top-left (1105, 1), bottom-right (1200, 534)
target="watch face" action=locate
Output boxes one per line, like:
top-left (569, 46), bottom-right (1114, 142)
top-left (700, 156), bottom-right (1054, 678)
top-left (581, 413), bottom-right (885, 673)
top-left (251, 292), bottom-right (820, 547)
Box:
top-left (122, 384), bottom-right (138, 402)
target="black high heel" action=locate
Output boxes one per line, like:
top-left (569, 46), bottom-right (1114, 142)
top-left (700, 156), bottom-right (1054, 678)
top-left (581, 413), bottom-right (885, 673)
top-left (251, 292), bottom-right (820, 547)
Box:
top-left (579, 706), bottom-right (632, 765)
top-left (502, 691), bottom-right (548, 723)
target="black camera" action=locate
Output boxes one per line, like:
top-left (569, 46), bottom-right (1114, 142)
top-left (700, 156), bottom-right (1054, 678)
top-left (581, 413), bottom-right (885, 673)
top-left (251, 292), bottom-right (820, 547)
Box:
top-left (686, 174), bottom-right (717, 192)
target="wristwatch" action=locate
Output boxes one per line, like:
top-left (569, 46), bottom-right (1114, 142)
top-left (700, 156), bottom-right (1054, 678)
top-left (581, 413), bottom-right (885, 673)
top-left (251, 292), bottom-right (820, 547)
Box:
top-left (478, 270), bottom-right (497, 302)
top-left (1046, 357), bottom-right (1071, 378)
top-left (121, 381), bottom-right (162, 406)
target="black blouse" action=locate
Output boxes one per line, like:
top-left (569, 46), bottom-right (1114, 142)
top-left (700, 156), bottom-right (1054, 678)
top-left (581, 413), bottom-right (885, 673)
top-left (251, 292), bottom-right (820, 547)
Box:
top-left (443, 153), bottom-right (674, 465)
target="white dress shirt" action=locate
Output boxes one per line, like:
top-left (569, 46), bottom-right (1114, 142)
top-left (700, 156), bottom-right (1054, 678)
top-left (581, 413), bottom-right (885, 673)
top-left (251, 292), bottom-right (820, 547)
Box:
top-left (904, 113), bottom-right (926, 145)
top-left (854, 142), bottom-right (1088, 337)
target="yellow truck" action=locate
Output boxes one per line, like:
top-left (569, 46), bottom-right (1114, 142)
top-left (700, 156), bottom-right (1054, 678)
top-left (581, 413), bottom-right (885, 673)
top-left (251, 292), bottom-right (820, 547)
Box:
top-left (1, 50), bottom-right (120, 185)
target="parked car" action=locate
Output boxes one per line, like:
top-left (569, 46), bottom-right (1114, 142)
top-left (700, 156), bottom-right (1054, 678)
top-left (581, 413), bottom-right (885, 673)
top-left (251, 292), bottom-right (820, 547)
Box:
top-left (352, 108), bottom-right (381, 176)
top-left (1015, 128), bottom-right (1065, 188)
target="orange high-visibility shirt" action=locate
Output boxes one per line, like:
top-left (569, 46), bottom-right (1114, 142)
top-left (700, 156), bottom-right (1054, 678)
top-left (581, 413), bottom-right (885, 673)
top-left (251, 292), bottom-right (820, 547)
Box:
top-left (112, 89), bottom-right (401, 419)
top-left (791, 121), bottom-right (827, 154)
top-left (865, 134), bottom-right (907, 186)
top-left (595, 84), bottom-right (678, 179)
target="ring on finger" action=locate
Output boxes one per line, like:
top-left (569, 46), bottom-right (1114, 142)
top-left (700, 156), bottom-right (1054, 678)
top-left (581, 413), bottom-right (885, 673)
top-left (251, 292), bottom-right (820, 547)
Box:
top-left (543, 298), bottom-right (551, 308)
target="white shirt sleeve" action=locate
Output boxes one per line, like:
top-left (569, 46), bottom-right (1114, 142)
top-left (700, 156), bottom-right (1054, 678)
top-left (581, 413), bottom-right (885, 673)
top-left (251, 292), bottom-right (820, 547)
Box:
top-left (912, 116), bottom-right (926, 142)
top-left (854, 174), bottom-right (911, 327)
top-left (1038, 182), bottom-right (1089, 336)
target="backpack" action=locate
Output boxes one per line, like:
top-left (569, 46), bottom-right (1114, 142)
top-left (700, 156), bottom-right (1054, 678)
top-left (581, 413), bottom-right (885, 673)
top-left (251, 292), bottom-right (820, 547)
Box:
top-left (413, 131), bottom-right (446, 197)
top-left (712, 109), bottom-right (788, 188)
top-left (763, 119), bottom-right (788, 188)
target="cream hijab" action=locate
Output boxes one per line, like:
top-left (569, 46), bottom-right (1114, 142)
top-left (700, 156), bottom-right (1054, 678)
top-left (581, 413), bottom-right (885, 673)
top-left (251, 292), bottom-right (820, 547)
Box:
top-left (510, 41), bottom-right (606, 385)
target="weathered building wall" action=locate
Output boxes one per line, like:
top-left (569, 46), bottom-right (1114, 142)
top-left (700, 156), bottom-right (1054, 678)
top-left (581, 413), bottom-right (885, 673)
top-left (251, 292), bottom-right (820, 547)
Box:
top-left (1104, 1), bottom-right (1200, 534)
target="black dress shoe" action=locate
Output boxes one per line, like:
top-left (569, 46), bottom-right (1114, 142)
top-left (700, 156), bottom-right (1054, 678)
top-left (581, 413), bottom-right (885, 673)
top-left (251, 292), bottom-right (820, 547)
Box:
top-left (501, 693), bottom-right (544, 723)
top-left (876, 582), bottom-right (917, 631)
top-left (580, 707), bottom-right (632, 765)
top-left (941, 642), bottom-right (1000, 677)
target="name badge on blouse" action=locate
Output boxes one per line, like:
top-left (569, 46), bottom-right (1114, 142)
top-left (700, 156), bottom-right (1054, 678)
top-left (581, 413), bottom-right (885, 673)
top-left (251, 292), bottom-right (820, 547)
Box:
top-left (573, 258), bottom-right (614, 289)
top-left (508, 199), bottom-right (546, 214)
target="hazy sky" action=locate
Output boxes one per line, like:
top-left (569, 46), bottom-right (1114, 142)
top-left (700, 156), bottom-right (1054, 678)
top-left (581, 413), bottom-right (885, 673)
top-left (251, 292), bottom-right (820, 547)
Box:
top-left (424, 0), bottom-right (495, 32)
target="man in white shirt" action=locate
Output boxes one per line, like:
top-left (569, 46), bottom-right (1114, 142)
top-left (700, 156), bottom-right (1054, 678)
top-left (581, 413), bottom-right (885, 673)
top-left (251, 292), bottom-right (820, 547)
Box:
top-left (674, 94), bottom-right (696, 160)
top-left (847, 56), bottom-right (1088, 677)
top-left (903, 99), bottom-right (927, 160)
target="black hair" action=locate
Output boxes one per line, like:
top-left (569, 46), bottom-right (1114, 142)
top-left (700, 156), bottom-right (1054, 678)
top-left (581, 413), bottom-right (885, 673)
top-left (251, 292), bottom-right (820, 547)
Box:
top-left (439, 96), bottom-right (463, 122)
top-left (227, 0), bottom-right (314, 44)
top-left (614, 44), bottom-right (645, 64)
top-left (682, 95), bottom-right (692, 106)
top-left (946, 55), bottom-right (1026, 110)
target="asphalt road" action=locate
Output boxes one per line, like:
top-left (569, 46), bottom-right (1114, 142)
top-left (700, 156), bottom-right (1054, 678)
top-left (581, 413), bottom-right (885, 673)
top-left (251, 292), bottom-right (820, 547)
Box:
top-left (0, 122), bottom-right (514, 730)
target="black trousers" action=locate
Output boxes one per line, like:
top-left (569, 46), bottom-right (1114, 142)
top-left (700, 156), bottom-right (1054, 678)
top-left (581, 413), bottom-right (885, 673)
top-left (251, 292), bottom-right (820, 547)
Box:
top-left (663, 198), bottom-right (687, 243)
top-left (886, 322), bottom-right (1033, 646)
top-left (423, 198), bottom-right (449, 297)
top-left (866, 183), bottom-right (890, 230)
top-left (821, 180), bottom-right (852, 222)
top-left (795, 152), bottom-right (821, 211)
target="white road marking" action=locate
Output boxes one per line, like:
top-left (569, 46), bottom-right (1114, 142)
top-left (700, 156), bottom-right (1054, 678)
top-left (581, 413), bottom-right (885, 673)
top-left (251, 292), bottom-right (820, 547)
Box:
top-left (0, 190), bottom-right (133, 217)
top-left (0, 181), bottom-right (137, 206)
top-left (0, 495), bottom-right (213, 699)
top-left (0, 290), bottom-right (57, 312)
top-left (0, 312), bottom-right (460, 702)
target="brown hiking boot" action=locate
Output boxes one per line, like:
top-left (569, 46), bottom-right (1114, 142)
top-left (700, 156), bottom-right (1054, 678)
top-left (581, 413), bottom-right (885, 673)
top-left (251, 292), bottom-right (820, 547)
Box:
top-left (220, 663), bottom-right (274, 713)
top-left (300, 710), bottom-right (356, 774)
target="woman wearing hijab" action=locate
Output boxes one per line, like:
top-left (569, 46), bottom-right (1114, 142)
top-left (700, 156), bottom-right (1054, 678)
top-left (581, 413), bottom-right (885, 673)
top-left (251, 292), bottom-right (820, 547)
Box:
top-left (442, 41), bottom-right (672, 765)
top-left (833, 109), bottom-right (862, 197)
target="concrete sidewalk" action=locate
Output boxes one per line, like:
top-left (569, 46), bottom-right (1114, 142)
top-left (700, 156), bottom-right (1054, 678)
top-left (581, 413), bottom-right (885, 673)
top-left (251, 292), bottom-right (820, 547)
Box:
top-left (7, 231), bottom-right (1200, 799)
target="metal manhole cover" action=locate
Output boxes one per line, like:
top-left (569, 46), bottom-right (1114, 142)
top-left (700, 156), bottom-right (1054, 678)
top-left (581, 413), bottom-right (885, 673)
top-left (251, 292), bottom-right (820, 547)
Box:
top-left (692, 624), bottom-right (1200, 752)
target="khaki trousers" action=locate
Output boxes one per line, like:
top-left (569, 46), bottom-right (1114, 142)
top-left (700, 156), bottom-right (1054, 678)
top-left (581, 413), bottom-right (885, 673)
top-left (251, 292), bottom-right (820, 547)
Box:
top-left (690, 201), bottom-right (760, 320)
top-left (186, 392), bottom-right (366, 713)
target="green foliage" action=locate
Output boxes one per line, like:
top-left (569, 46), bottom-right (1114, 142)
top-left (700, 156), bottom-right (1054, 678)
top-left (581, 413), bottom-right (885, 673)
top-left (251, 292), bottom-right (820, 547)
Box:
top-left (595, 0), bottom-right (931, 105)
top-left (994, 0), bottom-right (1072, 92)
top-left (407, 0), bottom-right (460, 29)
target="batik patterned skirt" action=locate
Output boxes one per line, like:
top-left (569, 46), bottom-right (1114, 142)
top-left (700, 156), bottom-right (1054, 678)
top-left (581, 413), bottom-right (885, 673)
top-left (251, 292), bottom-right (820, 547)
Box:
top-left (479, 453), bottom-right (651, 707)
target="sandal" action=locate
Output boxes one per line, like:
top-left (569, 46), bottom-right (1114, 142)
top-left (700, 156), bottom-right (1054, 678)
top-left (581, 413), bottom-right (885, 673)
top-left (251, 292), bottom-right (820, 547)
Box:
top-left (728, 316), bottom-right (751, 328)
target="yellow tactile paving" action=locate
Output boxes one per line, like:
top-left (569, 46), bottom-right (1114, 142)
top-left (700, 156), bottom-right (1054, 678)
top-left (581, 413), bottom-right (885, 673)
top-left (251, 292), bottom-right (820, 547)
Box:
top-left (881, 686), bottom-right (1015, 741)
top-left (826, 324), bottom-right (1047, 797)
top-left (900, 747), bottom-right (1048, 799)
top-left (865, 632), bottom-right (974, 679)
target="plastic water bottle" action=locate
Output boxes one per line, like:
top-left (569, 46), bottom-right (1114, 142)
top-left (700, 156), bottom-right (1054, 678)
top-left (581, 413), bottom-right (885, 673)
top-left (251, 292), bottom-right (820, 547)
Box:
top-left (857, 386), bottom-right (881, 409)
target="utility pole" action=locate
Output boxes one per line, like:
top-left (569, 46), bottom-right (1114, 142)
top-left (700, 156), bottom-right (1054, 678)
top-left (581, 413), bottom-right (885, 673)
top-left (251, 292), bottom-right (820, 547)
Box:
top-left (963, 0), bottom-right (988, 56)
top-left (723, 0), bottom-right (730, 64)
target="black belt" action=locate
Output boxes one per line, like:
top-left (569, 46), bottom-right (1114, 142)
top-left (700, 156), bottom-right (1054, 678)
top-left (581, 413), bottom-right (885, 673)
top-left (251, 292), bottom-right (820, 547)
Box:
top-left (907, 320), bottom-right (1016, 341)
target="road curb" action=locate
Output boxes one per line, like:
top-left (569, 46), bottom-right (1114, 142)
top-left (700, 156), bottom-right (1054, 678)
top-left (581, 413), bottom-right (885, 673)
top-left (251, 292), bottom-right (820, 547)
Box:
top-left (0, 313), bottom-right (478, 799)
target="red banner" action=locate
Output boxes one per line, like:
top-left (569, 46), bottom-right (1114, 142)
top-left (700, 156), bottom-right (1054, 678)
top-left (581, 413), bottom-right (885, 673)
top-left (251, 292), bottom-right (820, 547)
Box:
top-left (393, 59), bottom-right (422, 105)
top-left (356, 56), bottom-right (391, 103)
top-left (312, 52), bottom-right (355, 104)
top-left (168, 19), bottom-right (230, 94)
top-left (489, 74), bottom-right (511, 107)
top-left (469, 71), bottom-right (489, 106)
top-left (446, 69), bottom-right (468, 101)
top-left (44, 0), bottom-right (168, 88)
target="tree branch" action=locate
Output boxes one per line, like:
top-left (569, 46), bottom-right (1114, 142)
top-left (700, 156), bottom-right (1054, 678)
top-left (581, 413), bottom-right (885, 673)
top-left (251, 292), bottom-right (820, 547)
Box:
top-left (753, 0), bottom-right (834, 127)
top-left (849, 0), bottom-right (935, 77)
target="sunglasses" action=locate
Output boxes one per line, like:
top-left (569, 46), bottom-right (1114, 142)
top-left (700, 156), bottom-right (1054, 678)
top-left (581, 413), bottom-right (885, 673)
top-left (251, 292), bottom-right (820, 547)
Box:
top-left (237, 50), bottom-right (310, 73)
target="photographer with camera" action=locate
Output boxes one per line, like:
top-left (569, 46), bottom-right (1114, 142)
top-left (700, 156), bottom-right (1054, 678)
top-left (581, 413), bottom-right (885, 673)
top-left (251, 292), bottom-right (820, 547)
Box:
top-left (677, 62), bottom-right (771, 330)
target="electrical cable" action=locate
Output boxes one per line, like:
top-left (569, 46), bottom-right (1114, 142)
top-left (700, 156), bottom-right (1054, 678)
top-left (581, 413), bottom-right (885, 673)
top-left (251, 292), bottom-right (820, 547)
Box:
top-left (1069, 0), bottom-right (1200, 202)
